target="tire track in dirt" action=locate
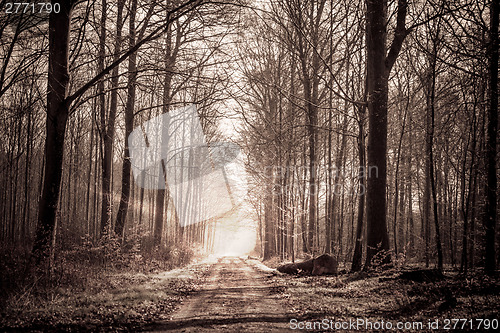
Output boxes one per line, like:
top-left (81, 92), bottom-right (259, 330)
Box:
top-left (144, 256), bottom-right (291, 332)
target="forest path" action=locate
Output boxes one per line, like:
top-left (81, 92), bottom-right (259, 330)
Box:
top-left (144, 256), bottom-right (291, 332)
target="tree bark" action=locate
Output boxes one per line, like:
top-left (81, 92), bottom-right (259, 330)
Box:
top-left (100, 0), bottom-right (125, 235)
top-left (263, 182), bottom-right (275, 260)
top-left (365, 0), bottom-right (389, 266)
top-left (32, 0), bottom-right (75, 266)
top-left (115, 0), bottom-right (135, 239)
top-left (392, 105), bottom-right (407, 256)
top-left (98, 0), bottom-right (111, 235)
top-left (365, 0), bottom-right (407, 267)
top-left (352, 105), bottom-right (366, 272)
top-left (154, 16), bottom-right (178, 247)
top-left (31, 0), bottom-right (206, 265)
top-left (427, 20), bottom-right (443, 272)
top-left (485, 0), bottom-right (498, 275)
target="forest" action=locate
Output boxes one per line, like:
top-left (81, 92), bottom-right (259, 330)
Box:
top-left (0, 0), bottom-right (498, 331)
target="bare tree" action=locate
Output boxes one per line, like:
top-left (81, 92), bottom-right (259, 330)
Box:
top-left (485, 0), bottom-right (498, 275)
top-left (32, 0), bottom-right (213, 267)
top-left (364, 0), bottom-right (407, 267)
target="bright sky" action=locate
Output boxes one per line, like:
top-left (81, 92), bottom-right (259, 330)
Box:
top-left (210, 134), bottom-right (256, 257)
top-left (213, 210), bottom-right (257, 257)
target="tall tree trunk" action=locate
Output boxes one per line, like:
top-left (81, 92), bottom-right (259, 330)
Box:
top-left (263, 182), bottom-right (275, 260)
top-left (428, 71), bottom-right (443, 272)
top-left (300, 145), bottom-right (308, 253)
top-left (392, 105), bottom-right (407, 256)
top-left (364, 0), bottom-right (407, 267)
top-left (100, 0), bottom-right (125, 235)
top-left (98, 0), bottom-right (110, 235)
top-left (427, 22), bottom-right (443, 272)
top-left (352, 105), bottom-right (366, 272)
top-left (86, 103), bottom-right (95, 234)
top-left (365, 0), bottom-right (388, 267)
top-left (293, 0), bottom-right (325, 253)
top-left (10, 115), bottom-right (21, 244)
top-left (153, 19), bottom-right (176, 247)
top-left (335, 115), bottom-right (348, 258)
top-left (407, 111), bottom-right (414, 256)
top-left (423, 143), bottom-right (431, 267)
top-left (22, 103), bottom-right (33, 245)
top-left (485, 0), bottom-right (498, 275)
top-left (325, 100), bottom-right (333, 254)
top-left (365, 0), bottom-right (390, 266)
top-left (305, 73), bottom-right (318, 254)
top-left (115, 0), bottom-right (135, 239)
top-left (32, 1), bottom-right (75, 266)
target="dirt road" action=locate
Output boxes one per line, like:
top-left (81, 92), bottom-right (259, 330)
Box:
top-left (144, 256), bottom-right (291, 332)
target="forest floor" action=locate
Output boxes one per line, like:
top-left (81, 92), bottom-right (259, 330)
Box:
top-left (1, 256), bottom-right (499, 332)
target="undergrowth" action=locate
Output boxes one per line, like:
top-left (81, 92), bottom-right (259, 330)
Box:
top-left (0, 233), bottom-right (200, 330)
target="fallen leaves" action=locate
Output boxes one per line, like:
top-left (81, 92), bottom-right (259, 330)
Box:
top-left (0, 262), bottom-right (212, 331)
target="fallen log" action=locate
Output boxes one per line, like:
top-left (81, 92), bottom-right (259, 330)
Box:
top-left (399, 269), bottom-right (444, 282)
top-left (277, 254), bottom-right (337, 276)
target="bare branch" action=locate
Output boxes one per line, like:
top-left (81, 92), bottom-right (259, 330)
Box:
top-left (385, 0), bottom-right (408, 72)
